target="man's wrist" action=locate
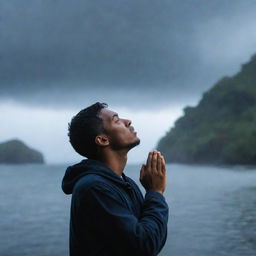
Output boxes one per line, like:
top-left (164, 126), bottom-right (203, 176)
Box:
top-left (146, 189), bottom-right (164, 195)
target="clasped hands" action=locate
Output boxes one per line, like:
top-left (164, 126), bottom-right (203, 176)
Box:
top-left (140, 151), bottom-right (167, 194)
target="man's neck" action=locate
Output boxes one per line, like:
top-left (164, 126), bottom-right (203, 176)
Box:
top-left (99, 150), bottom-right (128, 177)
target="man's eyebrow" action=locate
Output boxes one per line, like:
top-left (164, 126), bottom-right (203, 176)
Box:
top-left (112, 113), bottom-right (119, 120)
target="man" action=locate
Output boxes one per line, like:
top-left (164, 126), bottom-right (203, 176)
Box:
top-left (62, 102), bottom-right (169, 256)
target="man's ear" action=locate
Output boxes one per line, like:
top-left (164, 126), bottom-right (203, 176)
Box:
top-left (95, 134), bottom-right (109, 147)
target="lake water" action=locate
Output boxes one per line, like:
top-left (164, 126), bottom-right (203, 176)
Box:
top-left (0, 163), bottom-right (255, 256)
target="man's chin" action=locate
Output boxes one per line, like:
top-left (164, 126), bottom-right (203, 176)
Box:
top-left (127, 138), bottom-right (140, 150)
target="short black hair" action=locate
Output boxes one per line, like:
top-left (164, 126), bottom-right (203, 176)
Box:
top-left (68, 102), bottom-right (108, 159)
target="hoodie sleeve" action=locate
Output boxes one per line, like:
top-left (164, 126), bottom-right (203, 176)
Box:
top-left (77, 182), bottom-right (169, 256)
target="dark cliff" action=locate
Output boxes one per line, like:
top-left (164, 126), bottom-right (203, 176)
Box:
top-left (157, 54), bottom-right (256, 165)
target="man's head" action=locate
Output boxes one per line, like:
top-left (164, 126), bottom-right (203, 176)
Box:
top-left (68, 102), bottom-right (140, 159)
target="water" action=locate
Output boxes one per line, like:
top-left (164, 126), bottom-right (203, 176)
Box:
top-left (0, 163), bottom-right (255, 256)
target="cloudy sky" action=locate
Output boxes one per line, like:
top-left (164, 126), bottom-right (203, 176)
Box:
top-left (1, 0), bottom-right (256, 164)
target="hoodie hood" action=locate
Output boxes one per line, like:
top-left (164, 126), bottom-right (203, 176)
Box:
top-left (62, 159), bottom-right (130, 194)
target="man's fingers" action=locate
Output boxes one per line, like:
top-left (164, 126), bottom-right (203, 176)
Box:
top-left (146, 152), bottom-right (153, 169)
top-left (140, 164), bottom-right (145, 180)
top-left (161, 155), bottom-right (166, 174)
top-left (162, 155), bottom-right (166, 166)
top-left (152, 151), bottom-right (157, 171)
top-left (141, 152), bottom-right (167, 194)
top-left (157, 152), bottom-right (162, 172)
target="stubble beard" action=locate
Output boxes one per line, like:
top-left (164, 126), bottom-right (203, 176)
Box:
top-left (127, 138), bottom-right (141, 150)
top-left (111, 138), bottom-right (141, 151)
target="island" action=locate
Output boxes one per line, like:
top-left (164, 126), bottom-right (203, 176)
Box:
top-left (0, 139), bottom-right (45, 164)
top-left (157, 54), bottom-right (256, 165)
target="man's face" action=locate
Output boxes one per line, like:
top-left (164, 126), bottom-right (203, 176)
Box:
top-left (99, 108), bottom-right (140, 150)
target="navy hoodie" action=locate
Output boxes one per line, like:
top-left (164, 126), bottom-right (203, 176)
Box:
top-left (62, 159), bottom-right (169, 256)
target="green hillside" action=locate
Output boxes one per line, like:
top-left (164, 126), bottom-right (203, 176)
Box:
top-left (0, 139), bottom-right (44, 164)
top-left (157, 54), bottom-right (256, 165)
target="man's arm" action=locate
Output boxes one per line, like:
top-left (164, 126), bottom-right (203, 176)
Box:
top-left (78, 151), bottom-right (168, 256)
top-left (80, 183), bottom-right (168, 256)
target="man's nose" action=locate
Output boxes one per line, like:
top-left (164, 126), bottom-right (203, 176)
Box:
top-left (123, 118), bottom-right (131, 126)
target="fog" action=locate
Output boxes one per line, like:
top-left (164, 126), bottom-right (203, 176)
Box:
top-left (1, 0), bottom-right (256, 163)
top-left (1, 100), bottom-right (182, 164)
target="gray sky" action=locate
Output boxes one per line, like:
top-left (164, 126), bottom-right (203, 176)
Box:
top-left (1, 0), bottom-right (256, 109)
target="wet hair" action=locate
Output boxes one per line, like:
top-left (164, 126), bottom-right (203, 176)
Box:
top-left (68, 102), bottom-right (108, 159)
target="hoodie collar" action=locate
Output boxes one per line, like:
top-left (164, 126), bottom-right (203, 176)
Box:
top-left (62, 159), bottom-right (129, 194)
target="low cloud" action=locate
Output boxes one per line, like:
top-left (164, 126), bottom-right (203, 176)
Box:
top-left (1, 0), bottom-right (256, 109)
